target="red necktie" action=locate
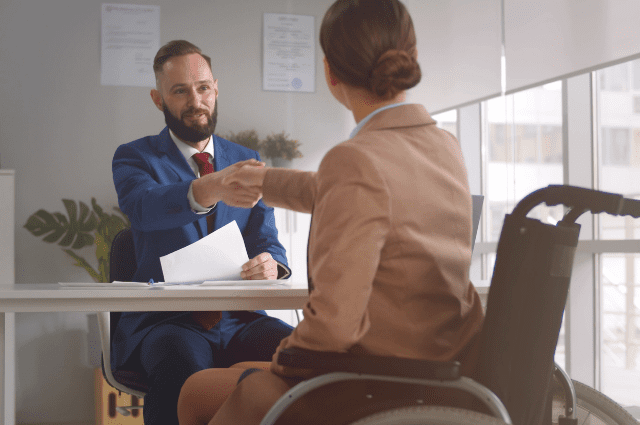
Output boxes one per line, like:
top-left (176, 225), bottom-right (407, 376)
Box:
top-left (191, 152), bottom-right (221, 330)
top-left (192, 153), bottom-right (215, 234)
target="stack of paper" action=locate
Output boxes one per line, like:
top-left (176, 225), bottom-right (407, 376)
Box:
top-left (160, 221), bottom-right (249, 284)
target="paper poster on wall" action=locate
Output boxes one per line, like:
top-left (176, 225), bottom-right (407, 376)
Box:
top-left (101, 3), bottom-right (160, 87)
top-left (263, 13), bottom-right (315, 93)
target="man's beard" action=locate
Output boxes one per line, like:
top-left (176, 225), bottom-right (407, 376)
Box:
top-left (162, 101), bottom-right (218, 143)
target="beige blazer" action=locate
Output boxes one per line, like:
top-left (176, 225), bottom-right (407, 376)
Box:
top-left (263, 104), bottom-right (484, 370)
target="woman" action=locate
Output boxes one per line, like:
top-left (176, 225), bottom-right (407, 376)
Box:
top-left (178, 0), bottom-right (484, 423)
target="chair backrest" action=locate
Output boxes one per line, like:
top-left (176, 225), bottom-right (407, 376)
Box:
top-left (471, 195), bottom-right (484, 252)
top-left (110, 227), bottom-right (137, 283)
top-left (475, 212), bottom-right (580, 425)
top-left (108, 228), bottom-right (137, 340)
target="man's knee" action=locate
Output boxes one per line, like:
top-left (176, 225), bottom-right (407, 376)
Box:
top-left (140, 324), bottom-right (213, 377)
top-left (229, 317), bottom-right (293, 362)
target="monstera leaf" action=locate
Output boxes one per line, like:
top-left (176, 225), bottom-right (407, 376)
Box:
top-left (25, 198), bottom-right (131, 282)
top-left (24, 200), bottom-right (99, 249)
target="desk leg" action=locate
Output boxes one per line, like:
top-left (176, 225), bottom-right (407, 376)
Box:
top-left (0, 312), bottom-right (15, 425)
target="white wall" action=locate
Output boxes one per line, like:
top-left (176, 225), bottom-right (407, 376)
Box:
top-left (0, 0), bottom-right (353, 422)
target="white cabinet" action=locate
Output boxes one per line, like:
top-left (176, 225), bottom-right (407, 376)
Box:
top-left (0, 170), bottom-right (15, 423)
top-left (0, 170), bottom-right (14, 286)
top-left (273, 207), bottom-right (311, 282)
top-left (268, 208), bottom-right (311, 326)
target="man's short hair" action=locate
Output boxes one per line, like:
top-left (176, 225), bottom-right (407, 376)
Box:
top-left (153, 40), bottom-right (212, 83)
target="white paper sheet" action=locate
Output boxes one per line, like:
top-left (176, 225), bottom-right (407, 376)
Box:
top-left (101, 3), bottom-right (160, 87)
top-left (200, 279), bottom-right (290, 286)
top-left (263, 13), bottom-right (315, 92)
top-left (159, 221), bottom-right (249, 283)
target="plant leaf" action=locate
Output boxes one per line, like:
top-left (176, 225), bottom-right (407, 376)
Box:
top-left (24, 209), bottom-right (67, 243)
top-left (63, 199), bottom-right (77, 225)
top-left (55, 200), bottom-right (98, 249)
top-left (71, 232), bottom-right (95, 250)
top-left (63, 249), bottom-right (101, 283)
top-left (97, 258), bottom-right (109, 284)
top-left (92, 198), bottom-right (106, 220)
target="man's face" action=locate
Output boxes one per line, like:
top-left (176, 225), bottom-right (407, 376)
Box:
top-left (152, 53), bottom-right (218, 144)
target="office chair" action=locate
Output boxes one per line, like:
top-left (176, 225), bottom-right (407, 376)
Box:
top-left (96, 227), bottom-right (148, 416)
top-left (258, 186), bottom-right (640, 425)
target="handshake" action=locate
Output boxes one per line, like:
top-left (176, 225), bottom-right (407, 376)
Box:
top-left (192, 159), bottom-right (268, 209)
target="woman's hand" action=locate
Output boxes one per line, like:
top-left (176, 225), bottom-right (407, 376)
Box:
top-left (192, 159), bottom-right (265, 208)
top-left (223, 162), bottom-right (268, 190)
top-left (270, 338), bottom-right (318, 379)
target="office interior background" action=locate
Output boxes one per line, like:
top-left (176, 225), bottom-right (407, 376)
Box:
top-left (1, 0), bottom-right (639, 423)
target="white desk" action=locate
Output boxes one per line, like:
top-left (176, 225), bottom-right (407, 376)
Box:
top-left (0, 282), bottom-right (309, 425)
top-left (0, 280), bottom-right (490, 425)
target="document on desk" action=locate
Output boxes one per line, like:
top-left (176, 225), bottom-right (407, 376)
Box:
top-left (160, 221), bottom-right (249, 284)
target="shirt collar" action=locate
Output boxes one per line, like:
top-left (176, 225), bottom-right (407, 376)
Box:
top-left (169, 130), bottom-right (214, 162)
top-left (349, 102), bottom-right (410, 139)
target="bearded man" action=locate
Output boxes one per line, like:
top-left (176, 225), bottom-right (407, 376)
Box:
top-left (111, 40), bottom-right (293, 425)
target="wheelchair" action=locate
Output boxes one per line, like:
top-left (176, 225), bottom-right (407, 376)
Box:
top-left (257, 185), bottom-right (640, 425)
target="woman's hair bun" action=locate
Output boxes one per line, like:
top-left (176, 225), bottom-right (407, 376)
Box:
top-left (369, 49), bottom-right (422, 101)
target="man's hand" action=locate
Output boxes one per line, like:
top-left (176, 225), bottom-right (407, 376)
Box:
top-left (241, 252), bottom-right (278, 280)
top-left (224, 163), bottom-right (268, 190)
top-left (192, 159), bottom-right (265, 208)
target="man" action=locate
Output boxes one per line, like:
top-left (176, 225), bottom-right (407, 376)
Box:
top-left (111, 40), bottom-right (293, 424)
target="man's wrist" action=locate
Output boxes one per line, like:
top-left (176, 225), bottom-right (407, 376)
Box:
top-left (192, 174), bottom-right (221, 208)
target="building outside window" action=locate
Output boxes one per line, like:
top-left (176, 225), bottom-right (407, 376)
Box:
top-left (483, 82), bottom-right (564, 245)
top-left (596, 59), bottom-right (640, 407)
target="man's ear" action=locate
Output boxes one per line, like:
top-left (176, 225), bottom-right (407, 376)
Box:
top-left (150, 89), bottom-right (163, 112)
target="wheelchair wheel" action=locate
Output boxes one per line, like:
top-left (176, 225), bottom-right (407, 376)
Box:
top-left (552, 379), bottom-right (638, 425)
top-left (348, 406), bottom-right (509, 425)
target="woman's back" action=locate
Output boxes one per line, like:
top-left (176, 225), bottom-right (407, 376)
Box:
top-left (293, 103), bottom-right (483, 365)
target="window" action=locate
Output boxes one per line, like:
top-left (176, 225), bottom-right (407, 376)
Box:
top-left (467, 59), bottom-right (640, 414)
top-left (483, 82), bottom-right (564, 243)
top-left (432, 109), bottom-right (458, 139)
top-left (633, 59), bottom-right (640, 91)
top-left (601, 127), bottom-right (631, 166)
top-left (600, 254), bottom-right (640, 406)
top-left (596, 61), bottom-right (640, 407)
top-left (481, 82), bottom-right (566, 367)
top-left (599, 63), bottom-right (629, 91)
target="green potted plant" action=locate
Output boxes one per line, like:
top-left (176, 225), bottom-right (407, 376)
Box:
top-left (259, 131), bottom-right (303, 167)
top-left (24, 199), bottom-right (131, 283)
top-left (225, 129), bottom-right (261, 152)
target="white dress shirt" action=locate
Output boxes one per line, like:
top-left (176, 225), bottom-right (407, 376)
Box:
top-left (168, 130), bottom-right (215, 213)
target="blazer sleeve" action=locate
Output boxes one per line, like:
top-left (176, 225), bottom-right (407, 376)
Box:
top-left (240, 198), bottom-right (287, 262)
top-left (262, 168), bottom-right (317, 213)
top-left (112, 143), bottom-right (205, 232)
top-left (280, 144), bottom-right (391, 352)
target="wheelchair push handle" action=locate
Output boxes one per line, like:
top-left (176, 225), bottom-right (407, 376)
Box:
top-left (512, 185), bottom-right (640, 219)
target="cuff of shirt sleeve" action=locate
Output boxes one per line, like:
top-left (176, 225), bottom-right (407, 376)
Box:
top-left (276, 261), bottom-right (291, 280)
top-left (188, 181), bottom-right (216, 213)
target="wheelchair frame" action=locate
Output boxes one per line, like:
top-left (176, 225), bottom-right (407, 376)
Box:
top-left (259, 185), bottom-right (640, 425)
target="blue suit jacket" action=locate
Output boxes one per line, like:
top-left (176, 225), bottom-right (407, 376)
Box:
top-left (111, 127), bottom-right (289, 368)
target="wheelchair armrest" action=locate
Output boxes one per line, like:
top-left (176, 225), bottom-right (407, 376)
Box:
top-left (277, 347), bottom-right (460, 381)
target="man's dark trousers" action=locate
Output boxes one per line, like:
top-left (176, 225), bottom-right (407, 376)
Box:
top-left (134, 311), bottom-right (292, 424)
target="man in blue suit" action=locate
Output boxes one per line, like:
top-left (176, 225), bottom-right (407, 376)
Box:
top-left (111, 40), bottom-right (293, 425)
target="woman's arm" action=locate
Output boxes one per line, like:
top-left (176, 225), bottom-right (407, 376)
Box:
top-left (274, 144), bottom-right (391, 363)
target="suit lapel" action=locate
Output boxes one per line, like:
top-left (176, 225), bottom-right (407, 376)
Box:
top-left (155, 127), bottom-right (198, 181)
top-left (155, 127), bottom-right (208, 236)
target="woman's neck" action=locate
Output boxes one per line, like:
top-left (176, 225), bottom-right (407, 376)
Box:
top-left (345, 89), bottom-right (407, 123)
